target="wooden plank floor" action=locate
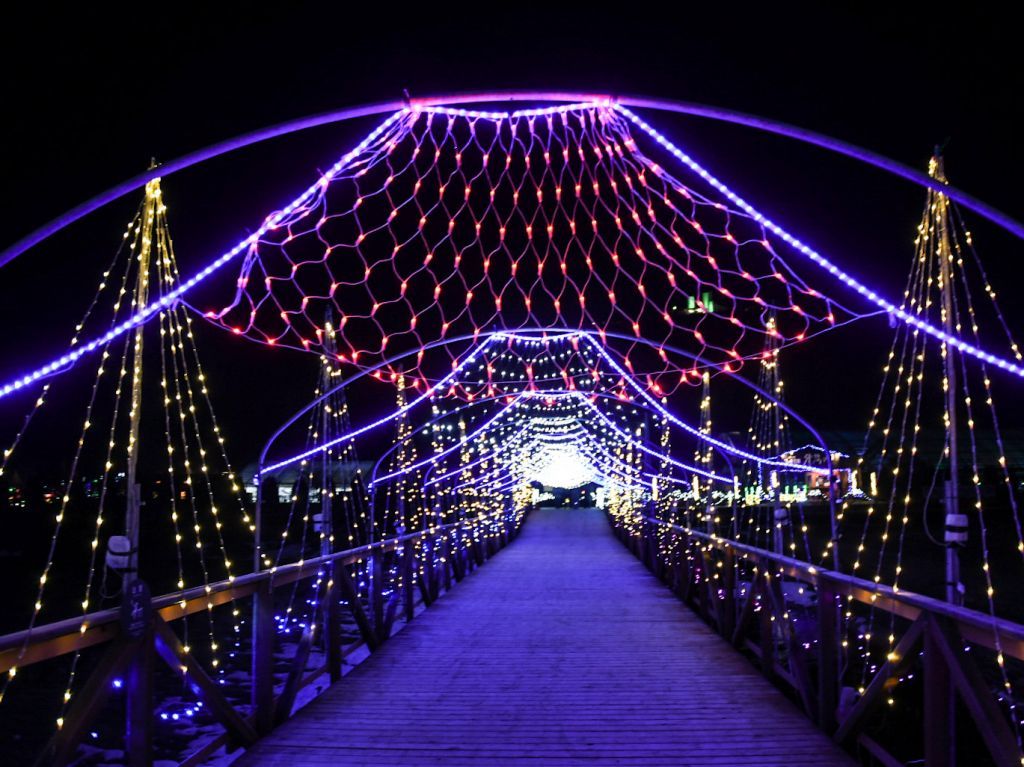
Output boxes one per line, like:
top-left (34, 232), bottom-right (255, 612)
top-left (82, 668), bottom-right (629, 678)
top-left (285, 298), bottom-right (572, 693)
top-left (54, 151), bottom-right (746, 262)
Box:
top-left (235, 508), bottom-right (855, 766)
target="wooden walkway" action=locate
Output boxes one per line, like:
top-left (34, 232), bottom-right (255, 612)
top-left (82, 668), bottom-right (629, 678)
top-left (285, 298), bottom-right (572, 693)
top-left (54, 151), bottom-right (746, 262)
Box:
top-left (235, 508), bottom-right (854, 766)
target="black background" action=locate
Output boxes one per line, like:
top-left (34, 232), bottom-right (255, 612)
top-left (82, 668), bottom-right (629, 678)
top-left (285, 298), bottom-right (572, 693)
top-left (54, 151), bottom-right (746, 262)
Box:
top-left (1, 3), bottom-right (1021, 468)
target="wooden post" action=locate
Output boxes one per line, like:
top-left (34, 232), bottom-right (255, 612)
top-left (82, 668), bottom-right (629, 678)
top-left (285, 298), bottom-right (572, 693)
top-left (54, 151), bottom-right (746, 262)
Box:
top-left (650, 527), bottom-right (663, 582)
top-left (679, 543), bottom-right (694, 603)
top-left (402, 543), bottom-right (415, 622)
top-left (816, 582), bottom-right (838, 733)
top-left (645, 522), bottom-right (657, 572)
top-left (670, 535), bottom-right (684, 596)
top-left (469, 530), bottom-right (480, 570)
top-left (656, 530), bottom-right (668, 583)
top-left (481, 527), bottom-right (491, 560)
top-left (442, 534), bottom-right (453, 592)
top-left (720, 547), bottom-right (736, 640)
top-left (928, 616), bottom-right (1020, 767)
top-left (923, 616), bottom-right (953, 767)
top-left (703, 548), bottom-right (723, 625)
top-left (125, 626), bottom-right (153, 767)
top-left (450, 535), bottom-right (467, 583)
top-left (327, 560), bottom-right (343, 683)
top-left (336, 561), bottom-right (381, 651)
top-left (430, 535), bottom-right (443, 600)
top-left (419, 537), bottom-right (432, 597)
top-left (371, 550), bottom-right (385, 643)
top-left (758, 574), bottom-right (776, 682)
top-left (252, 579), bottom-right (276, 734)
top-left (472, 531), bottom-right (484, 568)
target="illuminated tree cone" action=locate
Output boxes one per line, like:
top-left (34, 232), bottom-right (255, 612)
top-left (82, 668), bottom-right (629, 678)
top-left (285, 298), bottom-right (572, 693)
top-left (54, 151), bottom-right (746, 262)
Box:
top-left (208, 105), bottom-right (858, 395)
top-left (0, 177), bottom-right (251, 729)
top-left (837, 157), bottom-right (1024, 744)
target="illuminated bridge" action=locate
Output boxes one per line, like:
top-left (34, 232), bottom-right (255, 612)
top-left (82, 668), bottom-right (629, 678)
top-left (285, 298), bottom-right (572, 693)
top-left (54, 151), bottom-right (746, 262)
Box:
top-left (1, 93), bottom-right (1023, 767)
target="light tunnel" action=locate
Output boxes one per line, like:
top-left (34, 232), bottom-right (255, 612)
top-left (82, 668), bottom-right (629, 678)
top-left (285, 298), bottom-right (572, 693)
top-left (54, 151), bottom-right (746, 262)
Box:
top-left (2, 88), bottom-right (1024, 767)
top-left (249, 328), bottom-right (833, 581)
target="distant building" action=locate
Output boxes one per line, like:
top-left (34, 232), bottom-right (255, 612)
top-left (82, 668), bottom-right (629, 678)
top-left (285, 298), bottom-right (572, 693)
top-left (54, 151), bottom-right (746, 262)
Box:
top-left (778, 444), bottom-right (860, 499)
top-left (241, 461), bottom-right (374, 504)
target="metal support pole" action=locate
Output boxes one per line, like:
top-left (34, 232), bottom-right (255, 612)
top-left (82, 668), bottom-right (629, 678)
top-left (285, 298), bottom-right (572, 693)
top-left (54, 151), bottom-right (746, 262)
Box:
top-left (124, 176), bottom-right (156, 767)
top-left (319, 329), bottom-right (337, 669)
top-left (934, 153), bottom-right (962, 767)
top-left (936, 156), bottom-right (965, 606)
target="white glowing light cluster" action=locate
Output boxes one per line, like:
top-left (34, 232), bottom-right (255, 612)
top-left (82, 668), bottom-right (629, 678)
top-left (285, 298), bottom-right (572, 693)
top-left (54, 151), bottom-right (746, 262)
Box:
top-left (523, 441), bottom-right (599, 490)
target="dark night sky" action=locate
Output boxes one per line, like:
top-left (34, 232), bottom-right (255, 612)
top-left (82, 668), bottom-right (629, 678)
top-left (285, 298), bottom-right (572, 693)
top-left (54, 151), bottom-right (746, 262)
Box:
top-left (1, 4), bottom-right (1022, 470)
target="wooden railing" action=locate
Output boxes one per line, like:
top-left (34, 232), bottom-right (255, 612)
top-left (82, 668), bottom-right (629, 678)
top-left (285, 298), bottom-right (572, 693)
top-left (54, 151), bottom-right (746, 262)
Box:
top-left (0, 509), bottom-right (523, 767)
top-left (614, 514), bottom-right (1024, 767)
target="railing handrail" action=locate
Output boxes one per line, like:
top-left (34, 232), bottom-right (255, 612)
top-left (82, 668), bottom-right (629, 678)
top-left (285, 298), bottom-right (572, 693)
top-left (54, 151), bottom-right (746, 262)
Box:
top-left (643, 515), bottom-right (1024, 659)
top-left (0, 510), bottom-right (509, 670)
top-left (10, 510), bottom-right (1021, 667)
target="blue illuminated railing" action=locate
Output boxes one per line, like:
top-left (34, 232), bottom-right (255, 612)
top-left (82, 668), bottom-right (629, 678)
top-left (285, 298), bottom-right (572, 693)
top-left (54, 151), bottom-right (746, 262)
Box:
top-left (612, 513), bottom-right (1024, 767)
top-left (0, 508), bottom-right (522, 766)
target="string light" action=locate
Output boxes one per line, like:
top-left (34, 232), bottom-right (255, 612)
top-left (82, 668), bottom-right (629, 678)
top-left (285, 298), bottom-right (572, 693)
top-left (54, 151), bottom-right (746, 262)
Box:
top-left (1, 178), bottom-right (253, 726)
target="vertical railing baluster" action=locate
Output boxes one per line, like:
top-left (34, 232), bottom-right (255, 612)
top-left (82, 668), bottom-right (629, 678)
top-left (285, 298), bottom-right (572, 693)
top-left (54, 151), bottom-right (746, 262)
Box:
top-left (125, 627), bottom-right (153, 767)
top-left (721, 547), bottom-right (736, 640)
top-left (816, 580), bottom-right (838, 733)
top-left (402, 542), bottom-right (415, 622)
top-left (924, 616), bottom-right (953, 767)
top-left (252, 579), bottom-right (276, 734)
top-left (371, 549), bottom-right (385, 643)
top-left (758, 573), bottom-right (776, 682)
top-left (442, 533), bottom-right (453, 591)
top-left (327, 559), bottom-right (343, 683)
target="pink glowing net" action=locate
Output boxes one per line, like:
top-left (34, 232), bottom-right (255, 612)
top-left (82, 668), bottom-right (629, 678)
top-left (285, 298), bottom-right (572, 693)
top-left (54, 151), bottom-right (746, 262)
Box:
top-left (205, 104), bottom-right (859, 394)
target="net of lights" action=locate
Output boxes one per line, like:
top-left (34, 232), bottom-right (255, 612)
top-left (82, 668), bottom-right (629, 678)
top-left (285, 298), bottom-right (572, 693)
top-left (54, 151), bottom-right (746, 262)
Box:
top-left (6, 98), bottom-right (1024, 412)
top-left (203, 104), bottom-right (860, 402)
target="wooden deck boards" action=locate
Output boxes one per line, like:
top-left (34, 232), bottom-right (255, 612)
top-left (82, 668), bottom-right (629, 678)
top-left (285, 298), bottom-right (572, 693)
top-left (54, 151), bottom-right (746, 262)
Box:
top-left (235, 508), bottom-right (854, 766)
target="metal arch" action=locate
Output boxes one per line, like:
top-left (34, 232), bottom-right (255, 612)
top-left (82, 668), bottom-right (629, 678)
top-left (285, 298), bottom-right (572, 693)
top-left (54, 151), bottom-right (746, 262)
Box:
top-left (364, 390), bottom-right (731, 491)
top-left (0, 99), bottom-right (403, 271)
top-left (257, 329), bottom-right (830, 482)
top-left (3, 90), bottom-right (1022, 271)
top-left (253, 329), bottom-right (841, 568)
